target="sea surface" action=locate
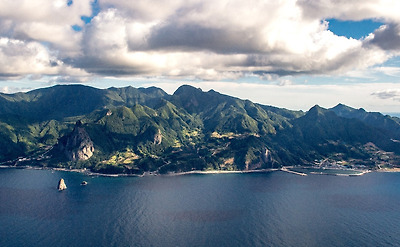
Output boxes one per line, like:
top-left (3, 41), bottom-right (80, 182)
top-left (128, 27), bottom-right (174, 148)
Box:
top-left (1, 168), bottom-right (400, 247)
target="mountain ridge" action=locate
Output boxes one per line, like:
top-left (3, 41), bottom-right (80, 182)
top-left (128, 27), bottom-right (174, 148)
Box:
top-left (0, 84), bottom-right (399, 174)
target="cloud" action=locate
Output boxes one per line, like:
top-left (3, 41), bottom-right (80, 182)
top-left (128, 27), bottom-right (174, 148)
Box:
top-left (0, 0), bottom-right (91, 24)
top-left (0, 37), bottom-right (88, 80)
top-left (368, 23), bottom-right (400, 50)
top-left (47, 75), bottom-right (92, 86)
top-left (0, 0), bottom-right (92, 56)
top-left (75, 1), bottom-right (392, 79)
top-left (372, 89), bottom-right (400, 101)
top-left (0, 86), bottom-right (32, 94)
top-left (0, 0), bottom-right (400, 81)
top-left (278, 79), bottom-right (293, 86)
top-left (0, 38), bottom-right (61, 78)
top-left (77, 8), bottom-right (249, 79)
top-left (374, 66), bottom-right (400, 77)
top-left (99, 0), bottom-right (186, 21)
top-left (297, 0), bottom-right (400, 22)
top-left (12, 22), bottom-right (83, 56)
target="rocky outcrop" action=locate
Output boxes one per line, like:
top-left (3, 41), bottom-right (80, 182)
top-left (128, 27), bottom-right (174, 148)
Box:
top-left (262, 147), bottom-right (273, 164)
top-left (57, 121), bottom-right (94, 161)
top-left (58, 178), bottom-right (67, 190)
top-left (154, 129), bottom-right (162, 145)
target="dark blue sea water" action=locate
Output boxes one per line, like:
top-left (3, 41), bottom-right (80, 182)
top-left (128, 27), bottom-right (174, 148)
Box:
top-left (1, 168), bottom-right (400, 247)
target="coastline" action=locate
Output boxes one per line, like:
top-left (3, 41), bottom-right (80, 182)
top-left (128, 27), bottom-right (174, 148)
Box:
top-left (0, 164), bottom-right (385, 177)
top-left (0, 165), bottom-right (280, 177)
top-left (164, 168), bottom-right (280, 176)
top-left (287, 166), bottom-right (371, 176)
top-left (376, 167), bottom-right (400, 173)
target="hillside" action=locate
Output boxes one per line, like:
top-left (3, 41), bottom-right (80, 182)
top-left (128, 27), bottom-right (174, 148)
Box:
top-left (0, 85), bottom-right (399, 174)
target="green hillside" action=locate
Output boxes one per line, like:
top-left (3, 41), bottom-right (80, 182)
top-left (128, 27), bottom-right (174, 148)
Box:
top-left (1, 84), bottom-right (399, 174)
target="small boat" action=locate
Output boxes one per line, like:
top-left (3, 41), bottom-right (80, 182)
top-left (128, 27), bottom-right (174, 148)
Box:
top-left (81, 181), bottom-right (88, 186)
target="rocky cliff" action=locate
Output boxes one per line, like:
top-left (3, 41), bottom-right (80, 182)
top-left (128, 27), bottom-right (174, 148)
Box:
top-left (153, 129), bottom-right (162, 145)
top-left (56, 121), bottom-right (94, 161)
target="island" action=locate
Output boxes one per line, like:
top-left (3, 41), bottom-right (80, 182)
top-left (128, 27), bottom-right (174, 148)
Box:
top-left (0, 85), bottom-right (398, 176)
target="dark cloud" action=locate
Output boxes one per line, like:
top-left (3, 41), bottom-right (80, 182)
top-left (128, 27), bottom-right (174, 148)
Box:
top-left (146, 23), bottom-right (264, 54)
top-left (371, 90), bottom-right (400, 101)
top-left (368, 23), bottom-right (400, 50)
top-left (0, 73), bottom-right (22, 80)
top-left (74, 57), bottom-right (150, 76)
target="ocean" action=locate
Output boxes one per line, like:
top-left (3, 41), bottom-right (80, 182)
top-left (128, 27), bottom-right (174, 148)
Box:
top-left (1, 168), bottom-right (400, 247)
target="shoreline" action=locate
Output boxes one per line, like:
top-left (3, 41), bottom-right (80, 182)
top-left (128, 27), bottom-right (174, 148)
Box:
top-left (1, 165), bottom-right (390, 177)
top-left (376, 168), bottom-right (400, 173)
top-left (0, 165), bottom-right (281, 177)
top-left (288, 167), bottom-right (372, 177)
top-left (164, 168), bottom-right (280, 176)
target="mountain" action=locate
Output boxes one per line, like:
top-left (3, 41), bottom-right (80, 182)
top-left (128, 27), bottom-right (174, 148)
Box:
top-left (0, 84), bottom-right (168, 121)
top-left (0, 84), bottom-right (399, 174)
top-left (330, 103), bottom-right (400, 138)
top-left (269, 105), bottom-right (400, 165)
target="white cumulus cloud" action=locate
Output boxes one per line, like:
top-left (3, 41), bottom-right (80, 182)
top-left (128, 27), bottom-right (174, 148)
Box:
top-left (0, 37), bottom-right (88, 79)
top-left (0, 0), bottom-right (399, 82)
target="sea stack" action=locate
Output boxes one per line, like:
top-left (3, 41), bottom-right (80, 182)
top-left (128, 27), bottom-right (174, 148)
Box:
top-left (58, 178), bottom-right (67, 191)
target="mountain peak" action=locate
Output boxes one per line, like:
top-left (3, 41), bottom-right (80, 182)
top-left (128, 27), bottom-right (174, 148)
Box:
top-left (302, 105), bottom-right (337, 121)
top-left (331, 103), bottom-right (355, 112)
top-left (332, 103), bottom-right (348, 109)
top-left (307, 105), bottom-right (326, 115)
top-left (173, 85), bottom-right (203, 95)
top-left (138, 86), bottom-right (168, 98)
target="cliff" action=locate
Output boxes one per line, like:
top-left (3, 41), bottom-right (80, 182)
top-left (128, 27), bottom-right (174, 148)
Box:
top-left (56, 121), bottom-right (94, 161)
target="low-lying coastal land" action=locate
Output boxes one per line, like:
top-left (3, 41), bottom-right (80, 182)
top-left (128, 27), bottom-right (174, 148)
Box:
top-left (0, 164), bottom-right (384, 178)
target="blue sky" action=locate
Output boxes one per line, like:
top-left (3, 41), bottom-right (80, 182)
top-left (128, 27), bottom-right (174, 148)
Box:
top-left (0, 0), bottom-right (400, 113)
top-left (327, 19), bottom-right (384, 39)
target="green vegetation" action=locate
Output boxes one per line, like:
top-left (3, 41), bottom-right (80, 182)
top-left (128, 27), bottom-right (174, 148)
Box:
top-left (0, 84), bottom-right (399, 174)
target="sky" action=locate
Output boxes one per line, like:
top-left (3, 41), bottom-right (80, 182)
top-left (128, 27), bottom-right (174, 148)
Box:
top-left (1, 0), bottom-right (400, 113)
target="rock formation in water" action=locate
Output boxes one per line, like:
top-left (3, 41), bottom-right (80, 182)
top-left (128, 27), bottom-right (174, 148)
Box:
top-left (57, 121), bottom-right (94, 161)
top-left (58, 178), bottom-right (67, 190)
